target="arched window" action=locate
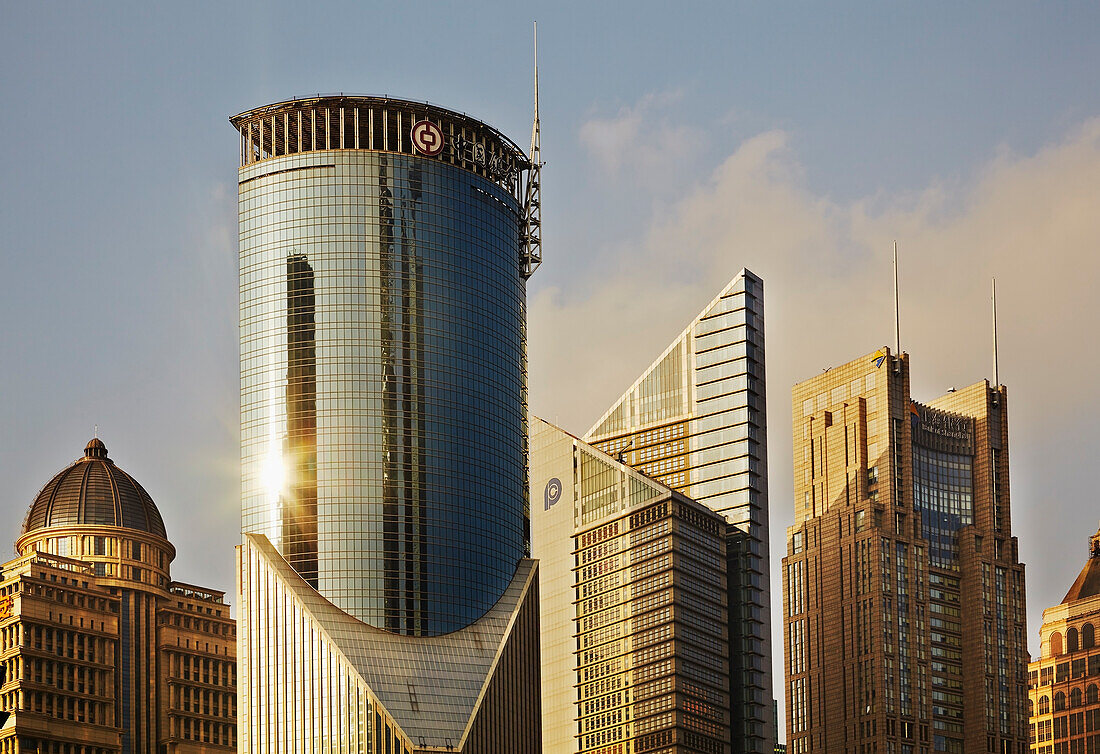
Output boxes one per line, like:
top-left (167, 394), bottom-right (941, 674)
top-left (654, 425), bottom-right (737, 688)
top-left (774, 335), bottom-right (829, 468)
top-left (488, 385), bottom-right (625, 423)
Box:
top-left (1055, 691), bottom-right (1067, 711)
top-left (1071, 687), bottom-right (1083, 707)
top-left (1088, 684), bottom-right (1098, 704)
top-left (1051, 631), bottom-right (1064, 656)
top-left (1069, 627), bottom-right (1080, 652)
top-left (1084, 623), bottom-right (1095, 649)
top-left (1039, 695), bottom-right (1050, 714)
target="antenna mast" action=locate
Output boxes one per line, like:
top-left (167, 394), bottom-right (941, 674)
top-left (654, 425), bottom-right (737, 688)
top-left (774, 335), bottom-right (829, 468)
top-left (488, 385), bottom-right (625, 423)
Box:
top-left (521, 22), bottom-right (543, 279)
top-left (992, 278), bottom-right (1000, 387)
top-left (893, 241), bottom-right (901, 355)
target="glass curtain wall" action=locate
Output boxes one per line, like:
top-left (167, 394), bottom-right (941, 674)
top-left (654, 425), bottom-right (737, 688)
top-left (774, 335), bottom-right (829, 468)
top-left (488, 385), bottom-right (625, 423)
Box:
top-left (238, 104), bottom-right (529, 636)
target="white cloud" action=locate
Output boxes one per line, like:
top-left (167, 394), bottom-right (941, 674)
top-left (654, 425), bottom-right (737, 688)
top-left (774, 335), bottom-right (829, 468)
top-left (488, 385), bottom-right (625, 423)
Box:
top-left (530, 103), bottom-right (1100, 692)
top-left (578, 91), bottom-right (708, 189)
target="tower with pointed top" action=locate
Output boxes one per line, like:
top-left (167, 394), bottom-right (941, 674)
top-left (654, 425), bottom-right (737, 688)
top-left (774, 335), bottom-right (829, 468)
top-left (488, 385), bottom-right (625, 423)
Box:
top-left (584, 269), bottom-right (775, 753)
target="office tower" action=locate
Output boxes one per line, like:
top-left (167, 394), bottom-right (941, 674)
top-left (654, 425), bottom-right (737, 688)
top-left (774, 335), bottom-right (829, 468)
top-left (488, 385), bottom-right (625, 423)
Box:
top-left (782, 349), bottom-right (1028, 754)
top-left (231, 95), bottom-right (541, 752)
top-left (1027, 525), bottom-right (1100, 753)
top-left (531, 416), bottom-right (732, 754)
top-left (0, 438), bottom-right (236, 753)
top-left (585, 269), bottom-right (774, 753)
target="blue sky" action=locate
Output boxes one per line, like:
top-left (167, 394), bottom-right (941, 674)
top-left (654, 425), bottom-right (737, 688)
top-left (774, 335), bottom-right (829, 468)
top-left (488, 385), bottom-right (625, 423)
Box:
top-left (3, 1), bottom-right (1099, 728)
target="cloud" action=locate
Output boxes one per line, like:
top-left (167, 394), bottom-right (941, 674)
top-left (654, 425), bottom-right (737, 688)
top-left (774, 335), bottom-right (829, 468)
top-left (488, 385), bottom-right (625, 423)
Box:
top-left (530, 103), bottom-right (1100, 676)
top-left (578, 91), bottom-right (707, 189)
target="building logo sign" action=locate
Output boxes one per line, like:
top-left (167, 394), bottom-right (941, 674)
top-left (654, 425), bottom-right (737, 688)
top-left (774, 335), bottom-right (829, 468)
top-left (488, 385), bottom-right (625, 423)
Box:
top-left (0, 595), bottom-right (12, 619)
top-left (544, 478), bottom-right (562, 511)
top-left (449, 134), bottom-right (519, 184)
top-left (913, 402), bottom-right (972, 441)
top-left (411, 120), bottom-right (445, 156)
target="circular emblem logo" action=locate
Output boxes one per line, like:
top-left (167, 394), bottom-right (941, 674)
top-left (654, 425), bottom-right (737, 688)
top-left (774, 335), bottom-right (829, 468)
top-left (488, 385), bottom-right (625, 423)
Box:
top-left (544, 478), bottom-right (562, 511)
top-left (411, 120), bottom-right (444, 156)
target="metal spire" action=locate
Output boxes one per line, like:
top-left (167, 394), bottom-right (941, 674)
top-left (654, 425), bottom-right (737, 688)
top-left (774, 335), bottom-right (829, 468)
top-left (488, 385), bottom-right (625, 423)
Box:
top-left (992, 277), bottom-right (1000, 387)
top-left (893, 240), bottom-right (901, 355)
top-left (521, 21), bottom-right (543, 279)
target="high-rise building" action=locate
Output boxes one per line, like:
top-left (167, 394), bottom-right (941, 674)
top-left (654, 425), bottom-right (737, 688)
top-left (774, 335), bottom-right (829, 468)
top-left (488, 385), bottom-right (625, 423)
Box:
top-left (1027, 525), bottom-right (1100, 753)
top-left (585, 269), bottom-right (774, 753)
top-left (0, 438), bottom-right (236, 754)
top-left (231, 95), bottom-right (541, 752)
top-left (782, 349), bottom-right (1029, 754)
top-left (531, 416), bottom-right (732, 754)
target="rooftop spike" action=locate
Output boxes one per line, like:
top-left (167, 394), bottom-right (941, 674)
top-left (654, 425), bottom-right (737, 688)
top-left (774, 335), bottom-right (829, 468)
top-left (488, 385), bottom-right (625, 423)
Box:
top-left (893, 240), bottom-right (901, 356)
top-left (521, 21), bottom-right (543, 279)
top-left (992, 277), bottom-right (1000, 388)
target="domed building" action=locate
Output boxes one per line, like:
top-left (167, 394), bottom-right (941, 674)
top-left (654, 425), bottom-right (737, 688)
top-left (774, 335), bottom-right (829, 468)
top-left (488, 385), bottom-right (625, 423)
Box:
top-left (0, 439), bottom-right (236, 754)
top-left (1028, 525), bottom-right (1100, 753)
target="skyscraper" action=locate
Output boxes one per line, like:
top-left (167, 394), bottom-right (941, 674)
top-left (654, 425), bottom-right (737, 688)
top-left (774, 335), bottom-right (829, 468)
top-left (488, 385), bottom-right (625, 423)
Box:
top-left (1027, 525), bottom-right (1100, 753)
top-left (585, 269), bottom-right (774, 753)
top-left (782, 349), bottom-right (1029, 754)
top-left (531, 416), bottom-right (732, 754)
top-left (231, 95), bottom-right (541, 752)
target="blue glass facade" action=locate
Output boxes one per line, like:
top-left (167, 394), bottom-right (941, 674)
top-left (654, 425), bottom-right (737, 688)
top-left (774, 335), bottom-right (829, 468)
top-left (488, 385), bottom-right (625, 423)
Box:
top-left (235, 97), bottom-right (530, 636)
top-left (913, 445), bottom-right (974, 568)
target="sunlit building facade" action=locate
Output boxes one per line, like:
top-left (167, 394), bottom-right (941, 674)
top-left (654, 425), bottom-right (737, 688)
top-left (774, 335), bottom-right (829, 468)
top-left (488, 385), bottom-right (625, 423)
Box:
top-left (231, 95), bottom-right (541, 752)
top-left (1027, 525), bottom-right (1100, 753)
top-left (782, 349), bottom-right (1029, 754)
top-left (0, 438), bottom-right (236, 754)
top-left (585, 270), bottom-right (774, 753)
top-left (531, 416), bottom-right (732, 754)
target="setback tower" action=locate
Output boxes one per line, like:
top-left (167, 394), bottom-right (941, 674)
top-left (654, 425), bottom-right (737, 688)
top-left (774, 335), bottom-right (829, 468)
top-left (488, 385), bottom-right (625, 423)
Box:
top-left (782, 349), bottom-right (1028, 754)
top-left (232, 95), bottom-right (542, 752)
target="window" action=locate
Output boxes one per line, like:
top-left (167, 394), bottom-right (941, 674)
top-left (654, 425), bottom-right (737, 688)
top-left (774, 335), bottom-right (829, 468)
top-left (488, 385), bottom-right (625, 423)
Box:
top-left (1055, 691), bottom-right (1066, 711)
top-left (1084, 623), bottom-right (1096, 649)
top-left (1069, 628), bottom-right (1080, 652)
top-left (1039, 696), bottom-right (1050, 715)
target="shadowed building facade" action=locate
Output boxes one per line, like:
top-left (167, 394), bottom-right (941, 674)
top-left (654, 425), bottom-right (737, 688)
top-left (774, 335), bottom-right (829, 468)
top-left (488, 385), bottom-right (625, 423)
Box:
top-left (531, 416), bottom-right (732, 754)
top-left (782, 349), bottom-right (1028, 754)
top-left (0, 439), bottom-right (236, 754)
top-left (1027, 525), bottom-right (1100, 753)
top-left (231, 95), bottom-right (541, 752)
top-left (585, 270), bottom-right (774, 753)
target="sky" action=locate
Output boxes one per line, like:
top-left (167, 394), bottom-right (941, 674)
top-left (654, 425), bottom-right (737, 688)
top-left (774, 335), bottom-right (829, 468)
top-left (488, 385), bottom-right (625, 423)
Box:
top-left (2, 0), bottom-right (1099, 730)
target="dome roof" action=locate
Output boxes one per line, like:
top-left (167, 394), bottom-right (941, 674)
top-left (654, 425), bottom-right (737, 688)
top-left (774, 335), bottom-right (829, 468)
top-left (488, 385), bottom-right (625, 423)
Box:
top-left (1063, 524), bottom-right (1100, 604)
top-left (21, 439), bottom-right (167, 539)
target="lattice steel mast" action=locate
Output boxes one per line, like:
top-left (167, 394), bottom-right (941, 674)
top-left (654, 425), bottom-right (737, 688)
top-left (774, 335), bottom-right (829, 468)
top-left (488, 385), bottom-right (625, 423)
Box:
top-left (522, 22), bottom-right (543, 279)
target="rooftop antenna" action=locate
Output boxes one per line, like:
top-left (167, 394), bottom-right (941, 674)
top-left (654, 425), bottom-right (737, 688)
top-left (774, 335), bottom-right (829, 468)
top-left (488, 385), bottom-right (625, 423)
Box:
top-left (94, 424), bottom-right (98, 439)
top-left (521, 21), bottom-right (543, 279)
top-left (893, 240), bottom-right (901, 356)
top-left (992, 277), bottom-right (1000, 388)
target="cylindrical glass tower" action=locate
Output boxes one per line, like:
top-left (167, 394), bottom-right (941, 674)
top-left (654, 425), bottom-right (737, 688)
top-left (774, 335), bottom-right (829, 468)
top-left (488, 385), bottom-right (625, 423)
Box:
top-left (232, 96), bottom-right (530, 636)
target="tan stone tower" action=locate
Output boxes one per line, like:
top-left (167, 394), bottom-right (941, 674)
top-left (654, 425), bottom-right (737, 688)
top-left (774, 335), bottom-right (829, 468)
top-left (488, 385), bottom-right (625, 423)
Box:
top-left (782, 349), bottom-right (1028, 754)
